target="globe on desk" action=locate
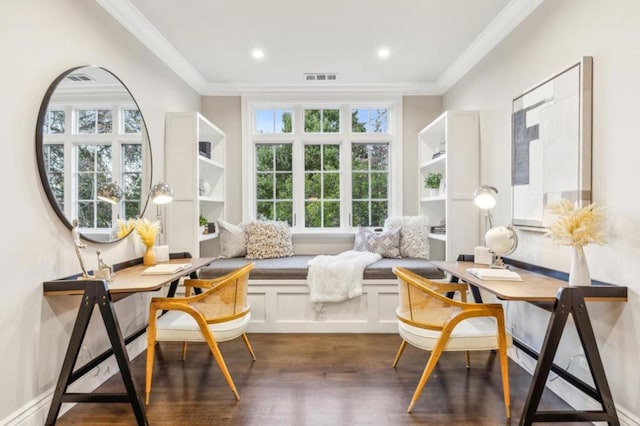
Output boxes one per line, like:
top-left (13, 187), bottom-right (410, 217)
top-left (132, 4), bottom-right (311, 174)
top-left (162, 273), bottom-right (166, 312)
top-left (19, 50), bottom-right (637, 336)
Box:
top-left (485, 225), bottom-right (518, 268)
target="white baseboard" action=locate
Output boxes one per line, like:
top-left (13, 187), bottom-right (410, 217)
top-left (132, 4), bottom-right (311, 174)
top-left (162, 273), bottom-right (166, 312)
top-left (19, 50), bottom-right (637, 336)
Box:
top-left (1, 333), bottom-right (147, 426)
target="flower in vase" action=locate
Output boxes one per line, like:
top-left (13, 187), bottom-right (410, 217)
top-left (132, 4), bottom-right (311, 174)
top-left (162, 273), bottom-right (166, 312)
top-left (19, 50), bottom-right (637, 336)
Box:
top-left (134, 218), bottom-right (160, 248)
top-left (545, 200), bottom-right (606, 248)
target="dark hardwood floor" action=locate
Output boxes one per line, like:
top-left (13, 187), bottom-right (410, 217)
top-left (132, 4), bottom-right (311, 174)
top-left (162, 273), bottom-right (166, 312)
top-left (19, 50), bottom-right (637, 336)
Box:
top-left (57, 334), bottom-right (578, 425)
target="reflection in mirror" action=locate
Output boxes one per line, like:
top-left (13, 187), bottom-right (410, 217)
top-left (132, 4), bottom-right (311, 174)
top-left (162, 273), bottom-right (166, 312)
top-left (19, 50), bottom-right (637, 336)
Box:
top-left (37, 66), bottom-right (152, 243)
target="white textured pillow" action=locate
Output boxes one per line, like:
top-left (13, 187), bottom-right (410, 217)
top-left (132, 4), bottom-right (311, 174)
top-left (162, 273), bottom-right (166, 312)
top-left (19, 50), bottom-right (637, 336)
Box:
top-left (384, 216), bottom-right (430, 259)
top-left (245, 221), bottom-right (294, 259)
top-left (353, 227), bottom-right (401, 258)
top-left (217, 219), bottom-right (247, 258)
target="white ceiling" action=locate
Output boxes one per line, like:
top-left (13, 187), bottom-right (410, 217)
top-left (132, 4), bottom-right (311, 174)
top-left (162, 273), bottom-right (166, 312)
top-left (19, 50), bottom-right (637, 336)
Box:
top-left (97, 0), bottom-right (543, 95)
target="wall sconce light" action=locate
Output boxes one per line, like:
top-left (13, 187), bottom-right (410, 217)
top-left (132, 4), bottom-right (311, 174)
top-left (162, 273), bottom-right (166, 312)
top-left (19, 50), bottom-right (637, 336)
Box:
top-left (97, 181), bottom-right (123, 204)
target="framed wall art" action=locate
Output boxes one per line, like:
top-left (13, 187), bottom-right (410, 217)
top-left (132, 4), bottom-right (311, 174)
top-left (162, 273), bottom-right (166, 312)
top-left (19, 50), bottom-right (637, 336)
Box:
top-left (511, 56), bottom-right (593, 229)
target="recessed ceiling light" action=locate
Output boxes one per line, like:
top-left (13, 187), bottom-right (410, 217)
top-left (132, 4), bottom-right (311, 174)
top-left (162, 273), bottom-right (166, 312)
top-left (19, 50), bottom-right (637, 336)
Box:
top-left (377, 48), bottom-right (390, 59)
top-left (252, 49), bottom-right (265, 60)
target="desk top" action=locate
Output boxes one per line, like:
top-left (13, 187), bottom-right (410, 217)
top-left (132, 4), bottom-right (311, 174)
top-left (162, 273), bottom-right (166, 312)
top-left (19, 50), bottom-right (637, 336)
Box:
top-left (44, 257), bottom-right (215, 296)
top-left (431, 261), bottom-right (627, 302)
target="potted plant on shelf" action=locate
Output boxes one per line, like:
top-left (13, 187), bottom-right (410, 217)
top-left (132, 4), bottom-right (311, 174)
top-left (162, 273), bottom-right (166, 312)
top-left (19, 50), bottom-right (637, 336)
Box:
top-left (425, 173), bottom-right (442, 197)
top-left (199, 215), bottom-right (208, 235)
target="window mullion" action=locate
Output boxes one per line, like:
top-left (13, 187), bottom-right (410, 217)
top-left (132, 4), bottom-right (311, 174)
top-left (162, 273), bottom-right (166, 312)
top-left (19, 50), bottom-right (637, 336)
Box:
top-left (342, 139), bottom-right (352, 229)
top-left (292, 136), bottom-right (304, 230)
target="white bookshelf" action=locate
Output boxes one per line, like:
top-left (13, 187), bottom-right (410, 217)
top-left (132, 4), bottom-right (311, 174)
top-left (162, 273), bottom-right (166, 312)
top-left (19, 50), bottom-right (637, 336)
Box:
top-left (418, 111), bottom-right (480, 261)
top-left (165, 112), bottom-right (225, 257)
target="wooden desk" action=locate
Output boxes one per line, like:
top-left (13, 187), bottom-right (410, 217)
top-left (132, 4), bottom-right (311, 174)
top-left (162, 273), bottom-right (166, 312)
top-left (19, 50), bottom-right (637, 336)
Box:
top-left (431, 260), bottom-right (627, 426)
top-left (44, 256), bottom-right (215, 426)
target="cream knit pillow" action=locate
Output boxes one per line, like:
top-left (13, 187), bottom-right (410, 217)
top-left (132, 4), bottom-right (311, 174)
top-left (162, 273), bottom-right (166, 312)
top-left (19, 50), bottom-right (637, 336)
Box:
top-left (244, 221), bottom-right (294, 259)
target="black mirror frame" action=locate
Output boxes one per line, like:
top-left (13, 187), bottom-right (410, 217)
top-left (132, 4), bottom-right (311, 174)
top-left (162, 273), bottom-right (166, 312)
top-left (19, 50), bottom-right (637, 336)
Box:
top-left (35, 65), bottom-right (153, 244)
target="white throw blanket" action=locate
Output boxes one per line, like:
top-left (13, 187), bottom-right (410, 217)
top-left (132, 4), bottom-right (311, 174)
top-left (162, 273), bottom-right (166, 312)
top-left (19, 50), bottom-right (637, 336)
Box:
top-left (307, 250), bottom-right (382, 303)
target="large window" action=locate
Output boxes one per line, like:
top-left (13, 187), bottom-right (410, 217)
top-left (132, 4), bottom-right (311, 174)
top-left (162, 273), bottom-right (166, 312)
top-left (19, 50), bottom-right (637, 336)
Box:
top-left (245, 99), bottom-right (401, 231)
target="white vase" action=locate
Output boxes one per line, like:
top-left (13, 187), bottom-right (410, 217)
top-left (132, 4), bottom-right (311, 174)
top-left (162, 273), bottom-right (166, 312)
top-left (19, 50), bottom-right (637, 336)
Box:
top-left (569, 246), bottom-right (591, 286)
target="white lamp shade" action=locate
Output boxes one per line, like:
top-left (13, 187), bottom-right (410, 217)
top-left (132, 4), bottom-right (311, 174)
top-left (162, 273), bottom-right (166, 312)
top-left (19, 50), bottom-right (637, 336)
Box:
top-left (473, 185), bottom-right (498, 210)
top-left (150, 181), bottom-right (174, 205)
top-left (97, 181), bottom-right (123, 204)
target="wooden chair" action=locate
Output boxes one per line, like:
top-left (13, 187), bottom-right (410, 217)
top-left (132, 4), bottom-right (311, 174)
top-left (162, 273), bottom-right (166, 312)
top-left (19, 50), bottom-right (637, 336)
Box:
top-left (145, 262), bottom-right (255, 404)
top-left (392, 267), bottom-right (512, 417)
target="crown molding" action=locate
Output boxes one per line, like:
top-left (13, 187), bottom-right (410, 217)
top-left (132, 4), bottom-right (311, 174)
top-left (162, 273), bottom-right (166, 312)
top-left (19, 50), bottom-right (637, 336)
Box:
top-left (96, 0), bottom-right (207, 93)
top-left (98, 0), bottom-right (543, 97)
top-left (436, 0), bottom-right (544, 93)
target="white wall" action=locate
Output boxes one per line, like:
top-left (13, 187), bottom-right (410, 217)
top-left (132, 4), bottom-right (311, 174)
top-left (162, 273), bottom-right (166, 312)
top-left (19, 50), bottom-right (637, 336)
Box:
top-left (0, 1), bottom-right (199, 423)
top-left (444, 0), bottom-right (640, 421)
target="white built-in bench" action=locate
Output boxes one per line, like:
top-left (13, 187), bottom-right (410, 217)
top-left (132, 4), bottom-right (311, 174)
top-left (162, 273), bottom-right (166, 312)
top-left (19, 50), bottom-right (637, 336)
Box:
top-left (198, 255), bottom-right (445, 333)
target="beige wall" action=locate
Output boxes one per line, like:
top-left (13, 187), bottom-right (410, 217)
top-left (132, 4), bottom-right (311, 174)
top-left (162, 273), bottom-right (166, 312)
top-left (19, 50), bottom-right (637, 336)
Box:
top-left (402, 96), bottom-right (443, 214)
top-left (0, 1), bottom-right (199, 422)
top-left (444, 0), bottom-right (640, 419)
top-left (201, 97), bottom-right (243, 222)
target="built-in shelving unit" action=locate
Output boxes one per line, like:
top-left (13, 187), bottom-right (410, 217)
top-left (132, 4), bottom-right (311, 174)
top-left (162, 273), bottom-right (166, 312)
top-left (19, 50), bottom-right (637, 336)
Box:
top-left (165, 112), bottom-right (225, 257)
top-left (418, 111), bottom-right (480, 261)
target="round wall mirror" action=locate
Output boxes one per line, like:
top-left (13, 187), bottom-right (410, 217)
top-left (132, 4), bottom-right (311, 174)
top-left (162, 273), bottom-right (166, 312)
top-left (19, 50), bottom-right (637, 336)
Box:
top-left (36, 66), bottom-right (152, 243)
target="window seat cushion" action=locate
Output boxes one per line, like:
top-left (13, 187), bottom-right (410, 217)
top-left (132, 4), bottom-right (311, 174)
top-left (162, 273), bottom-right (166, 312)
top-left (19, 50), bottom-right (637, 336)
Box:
top-left (198, 255), bottom-right (444, 281)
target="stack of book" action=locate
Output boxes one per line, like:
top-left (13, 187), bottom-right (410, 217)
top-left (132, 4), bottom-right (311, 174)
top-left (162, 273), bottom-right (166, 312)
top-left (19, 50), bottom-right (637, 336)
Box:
top-left (431, 225), bottom-right (446, 234)
top-left (466, 268), bottom-right (522, 281)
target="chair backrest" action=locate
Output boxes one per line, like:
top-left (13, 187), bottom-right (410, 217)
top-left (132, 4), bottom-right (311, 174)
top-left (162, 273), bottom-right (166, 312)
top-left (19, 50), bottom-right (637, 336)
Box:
top-left (393, 267), bottom-right (464, 331)
top-left (186, 262), bottom-right (255, 324)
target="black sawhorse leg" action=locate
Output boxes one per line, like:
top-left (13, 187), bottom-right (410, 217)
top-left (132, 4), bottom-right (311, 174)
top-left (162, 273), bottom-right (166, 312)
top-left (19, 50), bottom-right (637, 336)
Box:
top-left (520, 287), bottom-right (619, 425)
top-left (447, 254), bottom-right (483, 303)
top-left (45, 281), bottom-right (148, 425)
top-left (166, 271), bottom-right (200, 298)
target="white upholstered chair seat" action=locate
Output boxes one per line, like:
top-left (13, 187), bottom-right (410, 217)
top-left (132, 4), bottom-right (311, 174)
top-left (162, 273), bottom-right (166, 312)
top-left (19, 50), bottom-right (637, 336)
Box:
top-left (155, 310), bottom-right (252, 343)
top-left (397, 310), bottom-right (513, 352)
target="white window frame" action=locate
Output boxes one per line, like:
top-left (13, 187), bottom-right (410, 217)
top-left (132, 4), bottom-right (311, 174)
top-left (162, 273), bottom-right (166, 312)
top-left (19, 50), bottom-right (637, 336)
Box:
top-left (242, 95), bottom-right (403, 234)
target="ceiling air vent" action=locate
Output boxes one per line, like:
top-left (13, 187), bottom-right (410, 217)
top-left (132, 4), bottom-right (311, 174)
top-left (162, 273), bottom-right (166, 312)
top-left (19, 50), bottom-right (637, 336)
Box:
top-left (65, 74), bottom-right (94, 82)
top-left (304, 73), bottom-right (337, 82)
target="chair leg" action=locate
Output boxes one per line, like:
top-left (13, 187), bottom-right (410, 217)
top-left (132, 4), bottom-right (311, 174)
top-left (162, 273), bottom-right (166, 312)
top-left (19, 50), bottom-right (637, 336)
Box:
top-left (145, 311), bottom-right (158, 405)
top-left (392, 340), bottom-right (408, 368)
top-left (407, 340), bottom-right (447, 413)
top-left (201, 329), bottom-right (240, 400)
top-left (465, 351), bottom-right (471, 368)
top-left (182, 342), bottom-right (188, 361)
top-left (241, 333), bottom-right (257, 360)
top-left (496, 317), bottom-right (511, 418)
